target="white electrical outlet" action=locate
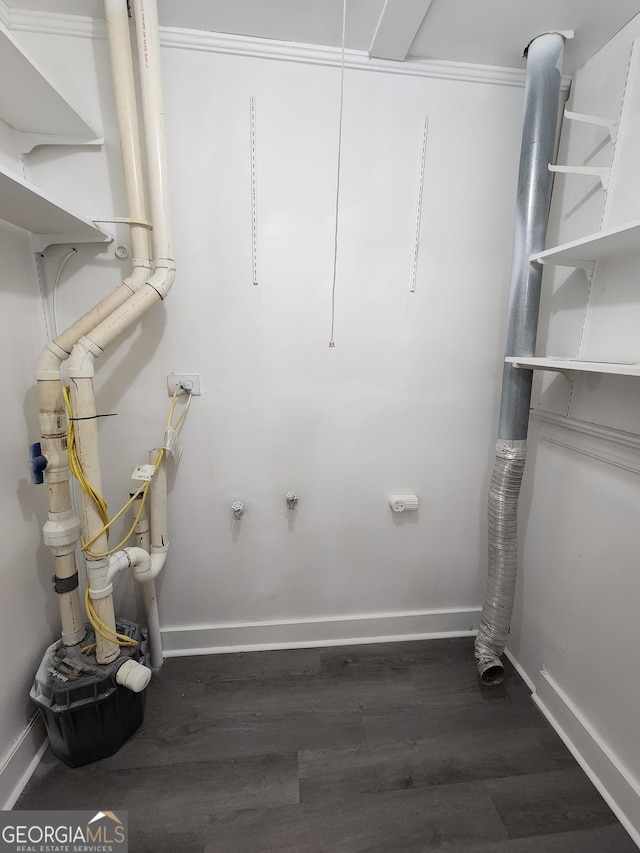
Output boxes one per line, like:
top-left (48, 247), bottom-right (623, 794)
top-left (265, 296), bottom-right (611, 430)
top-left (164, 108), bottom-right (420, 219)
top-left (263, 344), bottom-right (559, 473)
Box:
top-left (167, 373), bottom-right (201, 396)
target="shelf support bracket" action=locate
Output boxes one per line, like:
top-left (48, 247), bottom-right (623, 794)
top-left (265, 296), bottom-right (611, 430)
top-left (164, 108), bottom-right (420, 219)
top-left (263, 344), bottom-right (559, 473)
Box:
top-left (91, 216), bottom-right (152, 228)
top-left (548, 164), bottom-right (611, 189)
top-left (563, 109), bottom-right (618, 142)
top-left (530, 251), bottom-right (596, 281)
top-left (508, 358), bottom-right (576, 381)
top-left (32, 232), bottom-right (112, 254)
top-left (18, 133), bottom-right (104, 155)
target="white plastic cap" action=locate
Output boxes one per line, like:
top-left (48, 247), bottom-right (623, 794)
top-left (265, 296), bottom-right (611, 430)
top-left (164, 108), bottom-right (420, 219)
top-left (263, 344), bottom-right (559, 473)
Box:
top-left (116, 659), bottom-right (152, 693)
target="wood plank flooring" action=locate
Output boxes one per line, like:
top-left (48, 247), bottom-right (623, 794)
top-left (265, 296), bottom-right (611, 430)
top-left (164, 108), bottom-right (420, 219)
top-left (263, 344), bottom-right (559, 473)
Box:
top-left (15, 638), bottom-right (637, 852)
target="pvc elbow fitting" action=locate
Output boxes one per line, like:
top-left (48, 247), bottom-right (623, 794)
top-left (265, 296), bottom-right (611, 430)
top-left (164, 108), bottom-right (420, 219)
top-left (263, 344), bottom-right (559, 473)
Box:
top-left (66, 338), bottom-right (101, 378)
top-left (123, 546), bottom-right (155, 582)
top-left (146, 262), bottom-right (176, 300)
top-left (123, 260), bottom-right (153, 294)
top-left (149, 550), bottom-right (167, 579)
top-left (35, 342), bottom-right (67, 380)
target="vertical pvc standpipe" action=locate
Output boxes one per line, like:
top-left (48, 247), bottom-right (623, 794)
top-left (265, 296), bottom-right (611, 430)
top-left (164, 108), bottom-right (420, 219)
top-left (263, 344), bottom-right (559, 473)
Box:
top-left (34, 380), bottom-right (84, 646)
top-left (132, 0), bottom-right (174, 292)
top-left (104, 0), bottom-right (153, 282)
top-left (145, 447), bottom-right (167, 669)
top-left (128, 453), bottom-right (166, 670)
top-left (131, 490), bottom-right (161, 669)
top-left (67, 0), bottom-right (175, 666)
top-left (474, 33), bottom-right (565, 685)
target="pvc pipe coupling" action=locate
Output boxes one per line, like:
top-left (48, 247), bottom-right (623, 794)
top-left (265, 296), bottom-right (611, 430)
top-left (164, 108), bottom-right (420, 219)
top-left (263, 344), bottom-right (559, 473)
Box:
top-left (42, 510), bottom-right (82, 552)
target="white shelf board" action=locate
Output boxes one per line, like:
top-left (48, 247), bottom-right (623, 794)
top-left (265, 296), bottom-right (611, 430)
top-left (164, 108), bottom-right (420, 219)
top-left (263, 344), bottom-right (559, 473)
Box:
top-left (0, 21), bottom-right (102, 151)
top-left (530, 218), bottom-right (640, 268)
top-left (506, 356), bottom-right (640, 378)
top-left (0, 163), bottom-right (110, 251)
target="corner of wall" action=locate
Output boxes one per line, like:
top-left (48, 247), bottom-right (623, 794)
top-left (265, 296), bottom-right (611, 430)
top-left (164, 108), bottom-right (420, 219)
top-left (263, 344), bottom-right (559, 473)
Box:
top-left (506, 647), bottom-right (640, 849)
top-left (0, 714), bottom-right (47, 810)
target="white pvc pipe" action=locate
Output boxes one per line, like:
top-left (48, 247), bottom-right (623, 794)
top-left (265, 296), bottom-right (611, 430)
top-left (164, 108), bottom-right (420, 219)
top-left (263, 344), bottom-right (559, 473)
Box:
top-left (66, 0), bottom-right (175, 671)
top-left (87, 569), bottom-right (119, 664)
top-left (142, 581), bottom-right (163, 669)
top-left (132, 495), bottom-right (163, 669)
top-left (65, 0), bottom-right (176, 369)
top-left (149, 448), bottom-right (168, 556)
top-left (66, 0), bottom-right (175, 370)
top-left (104, 0), bottom-right (151, 267)
top-left (87, 548), bottom-right (157, 682)
top-left (132, 0), bottom-right (173, 277)
top-left (34, 273), bottom-right (150, 648)
top-left (35, 379), bottom-right (85, 645)
top-left (32, 0), bottom-right (157, 649)
top-left (104, 545), bottom-right (163, 669)
top-left (67, 377), bottom-right (108, 558)
top-left (34, 263), bottom-right (152, 370)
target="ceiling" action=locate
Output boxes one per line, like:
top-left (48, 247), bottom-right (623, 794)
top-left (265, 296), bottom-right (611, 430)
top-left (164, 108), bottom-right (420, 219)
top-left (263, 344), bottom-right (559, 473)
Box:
top-left (7, 0), bottom-right (640, 74)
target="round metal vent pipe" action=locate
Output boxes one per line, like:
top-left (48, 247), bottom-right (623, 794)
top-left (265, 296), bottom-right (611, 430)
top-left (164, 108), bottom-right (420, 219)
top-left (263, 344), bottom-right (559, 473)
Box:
top-left (475, 32), bottom-right (565, 685)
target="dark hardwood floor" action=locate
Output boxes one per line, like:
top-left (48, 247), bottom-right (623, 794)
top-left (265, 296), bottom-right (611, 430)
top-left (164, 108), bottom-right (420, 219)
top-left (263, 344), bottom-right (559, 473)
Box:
top-left (15, 637), bottom-right (637, 852)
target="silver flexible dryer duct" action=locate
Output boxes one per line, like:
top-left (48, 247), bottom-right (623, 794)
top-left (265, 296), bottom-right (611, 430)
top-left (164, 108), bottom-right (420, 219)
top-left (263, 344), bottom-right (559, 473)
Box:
top-left (475, 32), bottom-right (565, 685)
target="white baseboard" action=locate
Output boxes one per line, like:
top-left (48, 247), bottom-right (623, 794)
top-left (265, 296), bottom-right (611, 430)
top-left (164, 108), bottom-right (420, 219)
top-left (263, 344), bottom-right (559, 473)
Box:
top-left (532, 669), bottom-right (640, 849)
top-left (161, 607), bottom-right (481, 656)
top-left (0, 714), bottom-right (47, 810)
top-left (503, 646), bottom-right (536, 693)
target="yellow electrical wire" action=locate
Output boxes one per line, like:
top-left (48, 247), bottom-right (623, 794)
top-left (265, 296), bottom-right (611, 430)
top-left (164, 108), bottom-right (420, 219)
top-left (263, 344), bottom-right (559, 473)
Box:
top-left (65, 385), bottom-right (191, 650)
top-left (63, 384), bottom-right (109, 531)
top-left (64, 387), bottom-right (181, 558)
top-left (83, 585), bottom-right (138, 650)
top-left (82, 445), bottom-right (167, 558)
top-left (82, 480), bottom-right (150, 557)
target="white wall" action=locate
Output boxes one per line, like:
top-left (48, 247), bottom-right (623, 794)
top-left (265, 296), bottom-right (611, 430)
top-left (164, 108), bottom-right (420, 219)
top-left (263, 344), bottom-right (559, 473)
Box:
top-left (0, 220), bottom-right (56, 806)
top-left (12, 19), bottom-right (527, 653)
top-left (509, 13), bottom-right (640, 842)
top-left (0, 76), bottom-right (57, 804)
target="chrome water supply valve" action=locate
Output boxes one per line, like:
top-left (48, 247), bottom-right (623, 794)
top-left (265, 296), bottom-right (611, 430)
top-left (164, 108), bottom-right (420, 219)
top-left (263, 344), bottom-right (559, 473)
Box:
top-left (286, 491), bottom-right (299, 511)
top-left (231, 500), bottom-right (244, 520)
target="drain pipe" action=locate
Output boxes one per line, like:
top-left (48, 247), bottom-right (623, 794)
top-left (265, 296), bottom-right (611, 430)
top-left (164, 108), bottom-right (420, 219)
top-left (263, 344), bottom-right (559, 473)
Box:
top-left (131, 490), bottom-right (163, 669)
top-left (33, 263), bottom-right (152, 650)
top-left (138, 446), bottom-right (168, 669)
top-left (474, 32), bottom-right (565, 685)
top-left (67, 0), bottom-right (175, 666)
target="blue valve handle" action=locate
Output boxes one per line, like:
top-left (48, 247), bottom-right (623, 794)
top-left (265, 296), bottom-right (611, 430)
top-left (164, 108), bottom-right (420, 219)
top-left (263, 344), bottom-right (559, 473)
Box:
top-left (28, 442), bottom-right (47, 485)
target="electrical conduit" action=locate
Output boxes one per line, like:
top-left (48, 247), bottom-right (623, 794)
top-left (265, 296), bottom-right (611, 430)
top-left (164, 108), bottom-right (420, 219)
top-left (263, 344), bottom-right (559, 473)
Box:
top-left (474, 32), bottom-right (565, 685)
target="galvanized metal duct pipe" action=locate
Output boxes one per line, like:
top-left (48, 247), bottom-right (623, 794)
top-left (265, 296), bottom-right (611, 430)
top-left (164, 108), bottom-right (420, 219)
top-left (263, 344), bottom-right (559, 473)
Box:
top-left (474, 32), bottom-right (565, 685)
